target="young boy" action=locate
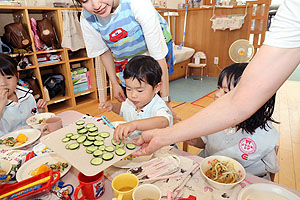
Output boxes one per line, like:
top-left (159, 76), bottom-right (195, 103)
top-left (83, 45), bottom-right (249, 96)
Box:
top-left (98, 55), bottom-right (173, 142)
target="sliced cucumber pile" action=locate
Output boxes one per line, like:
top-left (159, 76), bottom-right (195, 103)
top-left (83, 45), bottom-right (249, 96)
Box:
top-left (63, 119), bottom-right (139, 166)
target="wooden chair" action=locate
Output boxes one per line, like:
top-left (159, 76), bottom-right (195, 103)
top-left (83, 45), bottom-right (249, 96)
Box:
top-left (185, 51), bottom-right (207, 80)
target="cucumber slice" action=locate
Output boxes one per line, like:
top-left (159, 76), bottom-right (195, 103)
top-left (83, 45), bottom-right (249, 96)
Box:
top-left (102, 152), bottom-right (114, 161)
top-left (98, 146), bottom-right (106, 151)
top-left (91, 157), bottom-right (103, 166)
top-left (87, 136), bottom-right (96, 141)
top-left (77, 135), bottom-right (87, 144)
top-left (83, 140), bottom-right (93, 147)
top-left (95, 136), bottom-right (104, 141)
top-left (88, 127), bottom-right (98, 132)
top-left (70, 134), bottom-right (80, 140)
top-left (68, 142), bottom-right (80, 150)
top-left (105, 146), bottom-right (115, 152)
top-left (76, 120), bottom-right (85, 125)
top-left (86, 123), bottom-right (96, 129)
top-left (88, 132), bottom-right (98, 137)
top-left (115, 148), bottom-right (126, 156)
top-left (86, 146), bottom-right (98, 154)
top-left (100, 132), bottom-right (110, 138)
top-left (93, 149), bottom-right (103, 157)
top-left (126, 143), bottom-right (136, 150)
top-left (65, 143), bottom-right (71, 149)
top-left (111, 139), bottom-right (121, 146)
top-left (65, 133), bottom-right (73, 138)
top-left (78, 128), bottom-right (88, 134)
top-left (62, 137), bottom-right (70, 143)
top-left (115, 143), bottom-right (125, 149)
top-left (77, 126), bottom-right (85, 131)
top-left (94, 140), bottom-right (104, 146)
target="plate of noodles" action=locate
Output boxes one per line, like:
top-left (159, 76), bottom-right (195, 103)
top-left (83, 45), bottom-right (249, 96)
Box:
top-left (200, 155), bottom-right (246, 190)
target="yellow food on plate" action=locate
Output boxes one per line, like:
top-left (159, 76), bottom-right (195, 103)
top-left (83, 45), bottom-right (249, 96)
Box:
top-left (31, 164), bottom-right (50, 176)
top-left (16, 133), bottom-right (28, 143)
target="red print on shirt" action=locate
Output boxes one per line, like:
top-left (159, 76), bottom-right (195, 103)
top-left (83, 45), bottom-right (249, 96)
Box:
top-left (109, 28), bottom-right (128, 42)
top-left (239, 138), bottom-right (257, 154)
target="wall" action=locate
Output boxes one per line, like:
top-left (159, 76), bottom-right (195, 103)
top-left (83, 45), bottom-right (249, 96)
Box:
top-left (158, 6), bottom-right (249, 77)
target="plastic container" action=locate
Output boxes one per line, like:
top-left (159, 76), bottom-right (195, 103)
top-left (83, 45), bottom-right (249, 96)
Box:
top-left (0, 169), bottom-right (60, 200)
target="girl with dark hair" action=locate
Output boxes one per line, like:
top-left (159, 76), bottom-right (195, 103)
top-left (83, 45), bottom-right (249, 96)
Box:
top-left (186, 63), bottom-right (280, 180)
top-left (0, 53), bottom-right (47, 136)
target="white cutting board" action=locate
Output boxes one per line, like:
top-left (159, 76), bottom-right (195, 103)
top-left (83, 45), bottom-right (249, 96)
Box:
top-left (41, 118), bottom-right (140, 176)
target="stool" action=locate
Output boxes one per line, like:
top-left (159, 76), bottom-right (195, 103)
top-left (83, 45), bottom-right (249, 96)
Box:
top-left (185, 51), bottom-right (207, 80)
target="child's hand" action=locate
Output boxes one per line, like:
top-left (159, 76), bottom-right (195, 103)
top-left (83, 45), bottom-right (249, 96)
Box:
top-left (98, 102), bottom-right (113, 112)
top-left (0, 89), bottom-right (9, 108)
top-left (36, 99), bottom-right (48, 113)
top-left (113, 122), bottom-right (137, 142)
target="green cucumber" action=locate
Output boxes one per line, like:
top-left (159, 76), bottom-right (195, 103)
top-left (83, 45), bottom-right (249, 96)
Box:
top-left (126, 143), bottom-right (136, 150)
top-left (77, 126), bottom-right (85, 131)
top-left (87, 136), bottom-right (96, 141)
top-left (90, 157), bottom-right (103, 166)
top-left (102, 152), bottom-right (114, 161)
top-left (115, 143), bottom-right (125, 149)
top-left (62, 137), bottom-right (70, 143)
top-left (83, 140), bottom-right (93, 147)
top-left (88, 132), bottom-right (98, 137)
top-left (70, 134), bottom-right (80, 140)
top-left (76, 120), bottom-right (85, 125)
top-left (77, 135), bottom-right (87, 144)
top-left (95, 136), bottom-right (104, 141)
top-left (65, 133), bottom-right (73, 138)
top-left (65, 143), bottom-right (71, 149)
top-left (68, 142), bottom-right (80, 150)
top-left (105, 146), bottom-right (115, 152)
top-left (86, 123), bottom-right (96, 129)
top-left (115, 148), bottom-right (126, 156)
top-left (78, 128), bottom-right (88, 134)
top-left (98, 146), bottom-right (106, 151)
top-left (86, 146), bottom-right (98, 154)
top-left (111, 139), bottom-right (121, 146)
top-left (93, 149), bottom-right (103, 157)
top-left (100, 132), bottom-right (110, 138)
top-left (94, 140), bottom-right (104, 146)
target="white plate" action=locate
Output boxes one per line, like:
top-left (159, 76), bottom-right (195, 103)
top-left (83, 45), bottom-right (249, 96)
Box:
top-left (26, 112), bottom-right (55, 130)
top-left (0, 159), bottom-right (12, 174)
top-left (113, 154), bottom-right (153, 169)
top-left (16, 152), bottom-right (71, 182)
top-left (0, 129), bottom-right (41, 150)
top-left (238, 183), bottom-right (300, 200)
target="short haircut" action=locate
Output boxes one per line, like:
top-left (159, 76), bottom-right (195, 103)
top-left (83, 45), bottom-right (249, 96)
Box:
top-left (0, 53), bottom-right (18, 77)
top-left (218, 63), bottom-right (279, 134)
top-left (123, 55), bottom-right (162, 88)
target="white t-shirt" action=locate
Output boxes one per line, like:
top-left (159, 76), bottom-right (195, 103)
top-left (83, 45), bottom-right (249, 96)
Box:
top-left (0, 86), bottom-right (37, 136)
top-left (120, 94), bottom-right (173, 138)
top-left (199, 123), bottom-right (280, 178)
top-left (264, 0), bottom-right (300, 48)
top-left (80, 0), bottom-right (168, 60)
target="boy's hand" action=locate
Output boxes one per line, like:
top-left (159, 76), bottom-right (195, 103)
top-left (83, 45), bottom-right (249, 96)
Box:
top-left (98, 102), bottom-right (113, 112)
top-left (113, 122), bottom-right (137, 142)
top-left (36, 99), bottom-right (48, 113)
top-left (0, 89), bottom-right (9, 108)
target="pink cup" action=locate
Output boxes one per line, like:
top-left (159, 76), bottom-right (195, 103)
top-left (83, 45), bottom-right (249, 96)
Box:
top-left (41, 116), bottom-right (63, 134)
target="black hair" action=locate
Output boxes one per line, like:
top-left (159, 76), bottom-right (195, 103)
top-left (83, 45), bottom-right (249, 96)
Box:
top-left (123, 55), bottom-right (162, 88)
top-left (218, 63), bottom-right (279, 134)
top-left (0, 53), bottom-right (18, 77)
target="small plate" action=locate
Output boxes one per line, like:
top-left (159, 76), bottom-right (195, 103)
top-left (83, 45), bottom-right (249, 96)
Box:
top-left (113, 154), bottom-right (153, 169)
top-left (16, 152), bottom-right (71, 182)
top-left (238, 183), bottom-right (300, 200)
top-left (0, 160), bottom-right (12, 174)
top-left (0, 129), bottom-right (41, 150)
top-left (26, 112), bottom-right (55, 130)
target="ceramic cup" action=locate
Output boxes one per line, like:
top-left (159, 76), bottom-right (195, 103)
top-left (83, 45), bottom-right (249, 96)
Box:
top-left (74, 171), bottom-right (105, 200)
top-left (132, 184), bottom-right (161, 200)
top-left (112, 173), bottom-right (139, 200)
top-left (41, 116), bottom-right (62, 134)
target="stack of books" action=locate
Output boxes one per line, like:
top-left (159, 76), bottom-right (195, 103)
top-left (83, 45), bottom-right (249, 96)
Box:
top-left (0, 0), bottom-right (22, 6)
top-left (71, 67), bottom-right (92, 94)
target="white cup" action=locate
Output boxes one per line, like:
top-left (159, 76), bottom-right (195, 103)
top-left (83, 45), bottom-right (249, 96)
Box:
top-left (132, 184), bottom-right (161, 200)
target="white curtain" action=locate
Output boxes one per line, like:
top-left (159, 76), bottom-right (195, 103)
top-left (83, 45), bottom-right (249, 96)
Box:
top-left (61, 10), bottom-right (85, 51)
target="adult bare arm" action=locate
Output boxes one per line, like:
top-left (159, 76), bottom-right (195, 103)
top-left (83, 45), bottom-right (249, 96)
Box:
top-left (133, 45), bottom-right (300, 156)
top-left (99, 50), bottom-right (126, 102)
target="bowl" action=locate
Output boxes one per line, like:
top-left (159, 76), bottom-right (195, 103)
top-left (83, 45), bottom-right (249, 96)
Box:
top-left (26, 112), bottom-right (55, 129)
top-left (200, 155), bottom-right (246, 190)
top-left (0, 160), bottom-right (12, 175)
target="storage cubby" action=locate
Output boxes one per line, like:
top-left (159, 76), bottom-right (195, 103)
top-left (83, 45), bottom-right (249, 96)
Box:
top-left (0, 6), bottom-right (98, 114)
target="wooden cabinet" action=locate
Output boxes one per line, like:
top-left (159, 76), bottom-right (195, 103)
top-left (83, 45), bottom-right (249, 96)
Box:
top-left (0, 6), bottom-right (98, 114)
